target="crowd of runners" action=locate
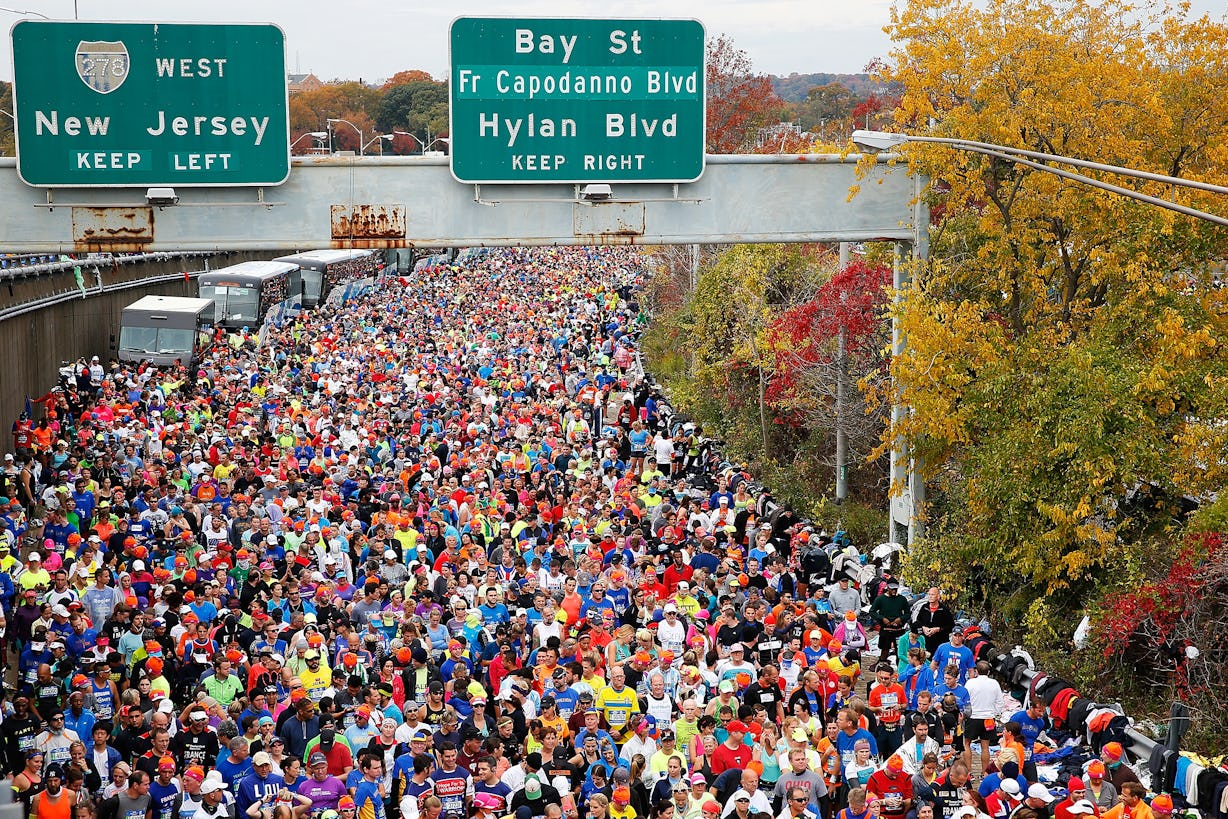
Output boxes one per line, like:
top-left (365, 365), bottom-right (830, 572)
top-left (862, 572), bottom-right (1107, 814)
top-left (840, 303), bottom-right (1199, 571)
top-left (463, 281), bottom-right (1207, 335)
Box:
top-left (0, 248), bottom-right (1180, 819)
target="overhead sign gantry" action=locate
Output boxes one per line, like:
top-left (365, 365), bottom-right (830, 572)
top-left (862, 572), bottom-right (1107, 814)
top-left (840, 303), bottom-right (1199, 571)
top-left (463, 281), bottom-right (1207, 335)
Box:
top-left (10, 21), bottom-right (290, 187)
top-left (449, 17), bottom-right (705, 184)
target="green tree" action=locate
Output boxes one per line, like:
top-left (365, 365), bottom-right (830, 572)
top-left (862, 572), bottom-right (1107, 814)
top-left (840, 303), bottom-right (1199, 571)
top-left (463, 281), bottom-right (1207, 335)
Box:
top-left (794, 82), bottom-right (858, 130)
top-left (376, 80), bottom-right (449, 148)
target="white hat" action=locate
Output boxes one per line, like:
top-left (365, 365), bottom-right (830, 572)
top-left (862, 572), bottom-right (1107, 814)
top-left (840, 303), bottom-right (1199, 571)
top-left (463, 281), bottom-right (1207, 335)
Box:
top-left (999, 779), bottom-right (1021, 796)
top-left (952, 809), bottom-right (978, 819)
top-left (1027, 784), bottom-right (1055, 804)
top-left (132, 560), bottom-right (145, 572)
top-left (201, 779), bottom-right (224, 794)
top-left (1069, 802), bottom-right (1096, 815)
top-left (27, 552), bottom-right (40, 562)
top-left (51, 604), bottom-right (70, 618)
top-left (252, 751), bottom-right (273, 766)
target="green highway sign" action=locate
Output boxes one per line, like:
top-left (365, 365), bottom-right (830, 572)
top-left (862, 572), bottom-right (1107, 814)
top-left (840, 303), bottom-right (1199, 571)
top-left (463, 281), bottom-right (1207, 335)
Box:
top-left (450, 17), bottom-right (705, 184)
top-left (11, 21), bottom-right (290, 187)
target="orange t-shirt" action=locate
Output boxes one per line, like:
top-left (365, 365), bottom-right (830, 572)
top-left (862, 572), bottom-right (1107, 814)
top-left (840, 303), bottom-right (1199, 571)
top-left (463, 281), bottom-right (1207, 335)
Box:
top-left (870, 683), bottom-right (907, 725)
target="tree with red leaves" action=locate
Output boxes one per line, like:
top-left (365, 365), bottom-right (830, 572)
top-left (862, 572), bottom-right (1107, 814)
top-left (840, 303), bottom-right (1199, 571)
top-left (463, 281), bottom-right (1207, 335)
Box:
top-left (767, 259), bottom-right (892, 479)
top-left (1093, 530), bottom-right (1228, 724)
top-left (705, 34), bottom-right (787, 153)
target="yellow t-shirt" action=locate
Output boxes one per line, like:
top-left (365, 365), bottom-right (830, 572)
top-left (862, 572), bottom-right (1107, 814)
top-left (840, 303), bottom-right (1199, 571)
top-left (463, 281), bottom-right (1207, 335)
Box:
top-left (299, 665), bottom-right (333, 702)
top-left (596, 684), bottom-right (639, 731)
top-left (19, 568), bottom-right (51, 591)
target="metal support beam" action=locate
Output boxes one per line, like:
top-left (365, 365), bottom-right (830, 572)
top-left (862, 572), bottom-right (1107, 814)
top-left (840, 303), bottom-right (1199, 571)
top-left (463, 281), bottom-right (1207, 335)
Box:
top-left (0, 154), bottom-right (919, 253)
top-left (836, 241), bottom-right (850, 504)
top-left (890, 241), bottom-right (911, 544)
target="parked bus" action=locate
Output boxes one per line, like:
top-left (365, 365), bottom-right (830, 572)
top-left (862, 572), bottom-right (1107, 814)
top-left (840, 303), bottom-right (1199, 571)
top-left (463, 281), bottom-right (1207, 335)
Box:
top-left (197, 261), bottom-right (302, 331)
top-left (117, 295), bottom-right (214, 368)
top-left (272, 249), bottom-right (380, 308)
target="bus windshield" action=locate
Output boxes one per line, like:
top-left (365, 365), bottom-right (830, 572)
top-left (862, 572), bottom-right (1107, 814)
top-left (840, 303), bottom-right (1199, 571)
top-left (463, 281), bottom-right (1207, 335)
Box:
top-left (118, 326), bottom-right (195, 355)
top-left (300, 269), bottom-right (323, 303)
top-left (200, 284), bottom-right (260, 324)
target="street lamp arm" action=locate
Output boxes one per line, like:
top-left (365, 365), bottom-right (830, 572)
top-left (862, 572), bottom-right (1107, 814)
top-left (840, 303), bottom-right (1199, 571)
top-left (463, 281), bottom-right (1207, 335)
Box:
top-left (361, 134), bottom-right (394, 153)
top-left (0, 6), bottom-right (49, 18)
top-left (289, 131), bottom-right (327, 150)
top-left (853, 130), bottom-right (1228, 197)
top-left (957, 142), bottom-right (1228, 229)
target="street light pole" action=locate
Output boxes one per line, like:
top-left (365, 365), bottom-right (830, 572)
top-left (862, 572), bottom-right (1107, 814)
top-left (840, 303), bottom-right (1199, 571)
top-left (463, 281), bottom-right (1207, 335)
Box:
top-left (361, 134), bottom-right (394, 155)
top-left (324, 118), bottom-right (361, 157)
top-left (421, 137), bottom-right (450, 154)
top-left (391, 130), bottom-right (416, 154)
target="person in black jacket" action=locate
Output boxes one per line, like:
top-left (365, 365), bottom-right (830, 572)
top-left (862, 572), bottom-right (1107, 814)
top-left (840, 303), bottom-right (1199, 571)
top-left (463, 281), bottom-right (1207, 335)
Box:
top-left (912, 589), bottom-right (955, 655)
top-left (401, 647), bottom-right (444, 704)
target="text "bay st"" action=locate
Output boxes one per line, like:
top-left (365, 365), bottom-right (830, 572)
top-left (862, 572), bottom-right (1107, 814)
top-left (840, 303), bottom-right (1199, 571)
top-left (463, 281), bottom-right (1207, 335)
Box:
top-left (513, 28), bottom-right (643, 63)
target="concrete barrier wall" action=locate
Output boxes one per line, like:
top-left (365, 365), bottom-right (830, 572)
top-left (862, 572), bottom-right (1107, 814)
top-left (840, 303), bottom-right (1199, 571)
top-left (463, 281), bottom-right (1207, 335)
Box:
top-left (0, 251), bottom-right (277, 440)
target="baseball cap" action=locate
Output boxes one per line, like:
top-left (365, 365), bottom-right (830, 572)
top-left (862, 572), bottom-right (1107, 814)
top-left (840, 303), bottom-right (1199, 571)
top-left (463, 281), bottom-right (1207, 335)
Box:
top-left (672, 781), bottom-right (689, 792)
top-left (727, 720), bottom-right (748, 733)
top-left (690, 773), bottom-right (707, 786)
top-left (309, 752), bottom-right (328, 766)
top-left (1000, 779), bottom-right (1021, 796)
top-left (253, 752), bottom-right (273, 766)
top-left (1070, 802), bottom-right (1097, 815)
top-left (1027, 784), bottom-right (1055, 804)
top-left (732, 790), bottom-right (753, 803)
top-left (338, 797), bottom-right (356, 810)
top-left (201, 780), bottom-right (224, 795)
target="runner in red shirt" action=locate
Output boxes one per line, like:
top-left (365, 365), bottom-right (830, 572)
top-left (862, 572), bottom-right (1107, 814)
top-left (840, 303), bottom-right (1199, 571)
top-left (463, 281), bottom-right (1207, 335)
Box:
top-left (710, 720), bottom-right (755, 775)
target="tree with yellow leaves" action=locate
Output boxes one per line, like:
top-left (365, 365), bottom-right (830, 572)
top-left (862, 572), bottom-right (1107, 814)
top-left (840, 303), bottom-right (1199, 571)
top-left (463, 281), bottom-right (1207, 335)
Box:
top-left (872, 0), bottom-right (1228, 624)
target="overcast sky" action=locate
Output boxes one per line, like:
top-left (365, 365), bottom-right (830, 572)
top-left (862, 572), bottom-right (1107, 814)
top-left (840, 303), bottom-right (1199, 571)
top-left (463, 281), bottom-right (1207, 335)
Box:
top-left (0, 0), bottom-right (894, 83)
top-left (1, 0), bottom-right (1224, 83)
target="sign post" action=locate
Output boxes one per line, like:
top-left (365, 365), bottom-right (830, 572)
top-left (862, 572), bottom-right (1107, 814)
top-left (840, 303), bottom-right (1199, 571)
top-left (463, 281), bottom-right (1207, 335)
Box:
top-left (450, 17), bottom-right (705, 184)
top-left (11, 21), bottom-right (290, 187)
